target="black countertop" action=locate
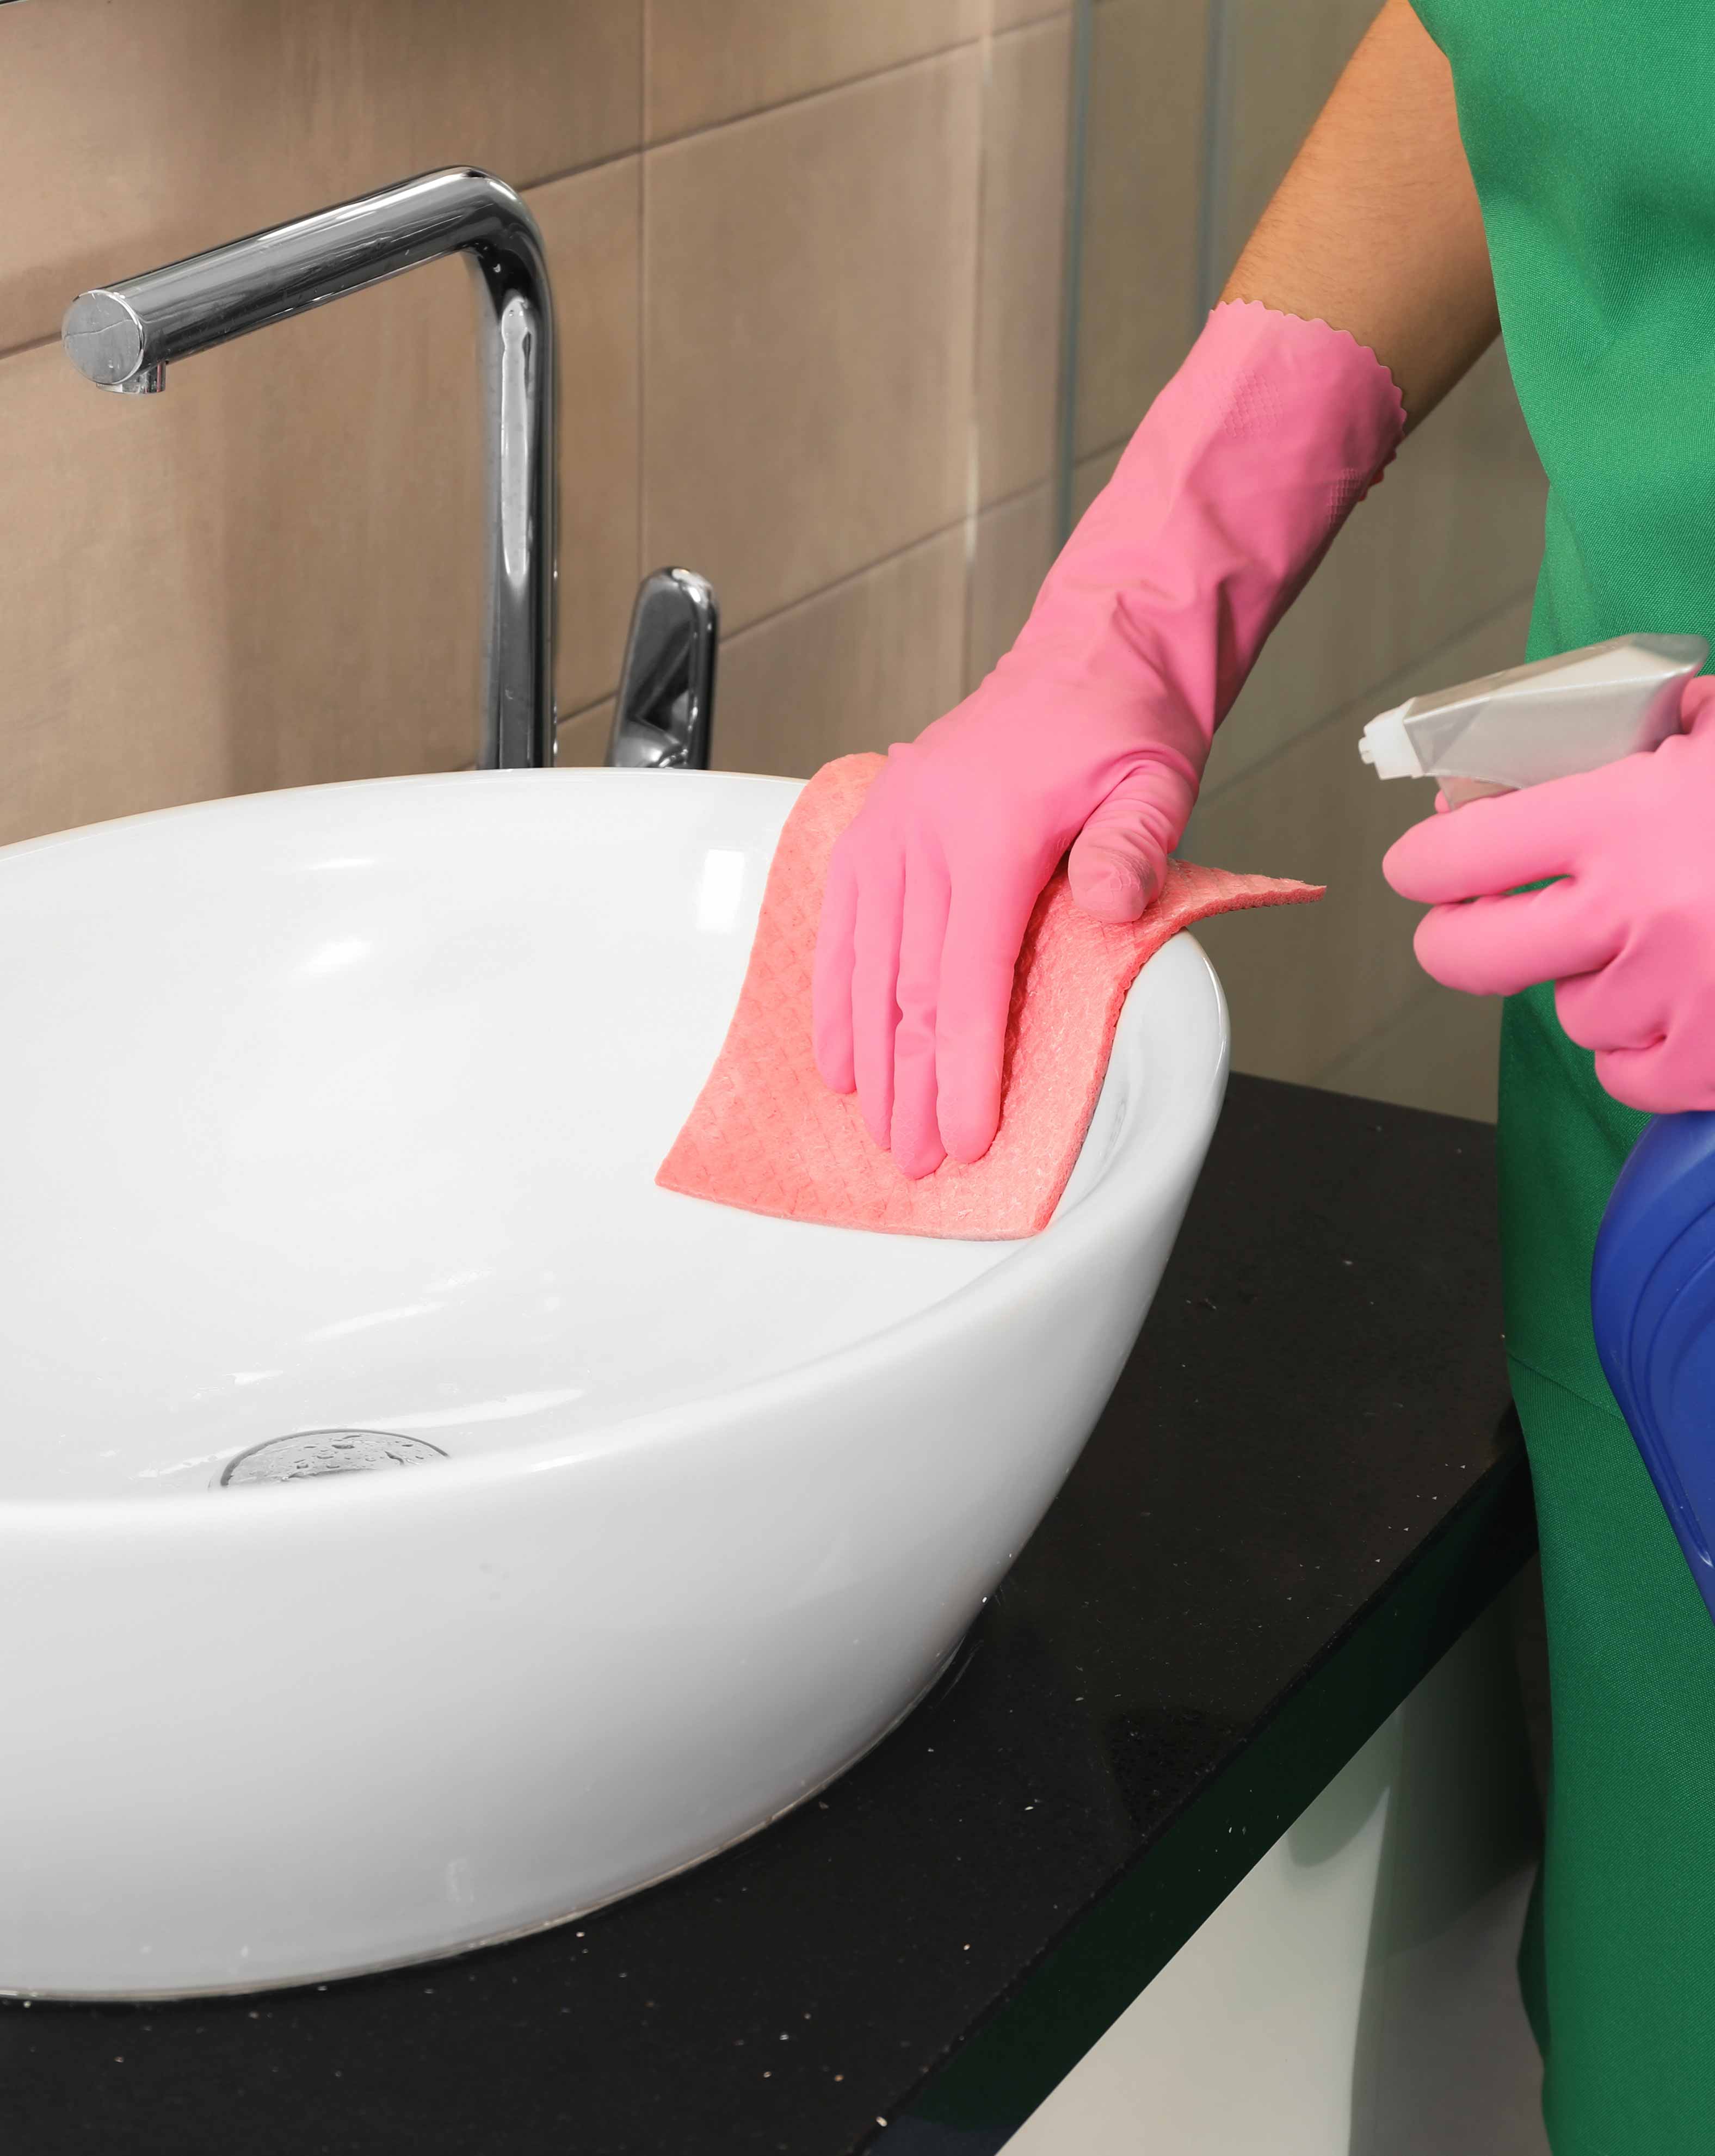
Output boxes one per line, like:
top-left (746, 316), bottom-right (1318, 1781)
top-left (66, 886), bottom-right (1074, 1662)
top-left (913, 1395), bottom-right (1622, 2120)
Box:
top-left (1, 1076), bottom-right (1529, 2156)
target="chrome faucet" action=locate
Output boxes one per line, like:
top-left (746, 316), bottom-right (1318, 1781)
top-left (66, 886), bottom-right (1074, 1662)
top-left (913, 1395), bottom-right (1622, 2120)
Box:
top-left (63, 168), bottom-right (557, 771)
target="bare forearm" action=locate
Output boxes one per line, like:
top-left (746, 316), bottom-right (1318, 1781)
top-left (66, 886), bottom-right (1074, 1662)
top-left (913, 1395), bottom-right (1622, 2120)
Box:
top-left (1220, 0), bottom-right (1496, 429)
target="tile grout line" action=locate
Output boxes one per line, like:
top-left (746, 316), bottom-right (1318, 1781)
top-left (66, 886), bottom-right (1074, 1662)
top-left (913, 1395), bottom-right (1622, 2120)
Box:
top-left (581, 13), bottom-right (649, 768)
top-left (1194, 0), bottom-right (1236, 321)
top-left (637, 0), bottom-right (653, 152)
top-left (962, 6), bottom-right (997, 693)
top-left (647, 42), bottom-right (985, 157)
top-left (0, 327), bottom-right (58, 369)
top-left (724, 484), bottom-right (1053, 647)
top-left (634, 19), bottom-right (649, 609)
top-left (1053, 0), bottom-right (1094, 547)
top-left (484, 139), bottom-right (639, 206)
top-left (639, 20), bottom-right (1069, 161)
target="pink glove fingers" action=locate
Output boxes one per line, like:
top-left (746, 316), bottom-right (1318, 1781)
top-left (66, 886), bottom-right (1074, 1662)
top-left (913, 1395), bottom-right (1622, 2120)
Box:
top-left (889, 841), bottom-right (952, 1179)
top-left (1382, 785), bottom-right (1591, 905)
top-left (848, 843), bottom-right (905, 1148)
top-left (933, 872), bottom-right (1041, 1164)
top-left (1410, 880), bottom-right (1621, 1000)
top-left (1555, 939), bottom-right (1669, 1052)
top-left (1556, 976), bottom-right (1656, 1058)
top-left (811, 845), bottom-right (860, 1094)
top-left (1592, 1044), bottom-right (1686, 1117)
top-left (1593, 1033), bottom-right (1715, 1116)
top-left (1064, 760), bottom-right (1197, 923)
top-left (1554, 909), bottom-right (1712, 1052)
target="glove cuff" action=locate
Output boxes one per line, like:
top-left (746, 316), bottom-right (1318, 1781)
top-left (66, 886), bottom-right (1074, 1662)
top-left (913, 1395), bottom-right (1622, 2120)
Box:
top-left (1003, 300), bottom-right (1407, 746)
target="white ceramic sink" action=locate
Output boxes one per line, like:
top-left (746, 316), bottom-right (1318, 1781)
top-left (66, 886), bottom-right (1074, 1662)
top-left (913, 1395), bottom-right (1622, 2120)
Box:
top-left (0, 769), bottom-right (1228, 1997)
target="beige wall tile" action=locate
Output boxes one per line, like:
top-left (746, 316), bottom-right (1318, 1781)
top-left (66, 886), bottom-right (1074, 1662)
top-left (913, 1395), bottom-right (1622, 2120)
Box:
top-left (1205, 342), bottom-right (1546, 796)
top-left (1187, 596), bottom-right (1535, 1085)
top-left (1322, 985), bottom-right (1502, 1124)
top-left (556, 699), bottom-right (618, 767)
top-left (1073, 0), bottom-right (1207, 458)
top-left (1069, 441), bottom-right (1124, 522)
top-left (645, 0), bottom-right (983, 141)
top-left (977, 17), bottom-right (1073, 506)
top-left (1214, 0), bottom-right (1380, 291)
top-left (712, 528), bottom-right (967, 777)
top-left (535, 159), bottom-right (643, 717)
top-left (993, 0), bottom-right (1075, 26)
top-left (0, 155), bottom-right (639, 845)
top-left (967, 485), bottom-right (1054, 690)
top-left (644, 56), bottom-right (981, 636)
top-left (0, 0), bottom-right (642, 359)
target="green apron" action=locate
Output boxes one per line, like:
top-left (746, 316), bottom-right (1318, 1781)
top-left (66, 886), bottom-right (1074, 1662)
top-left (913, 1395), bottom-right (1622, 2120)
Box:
top-left (1411, 3), bottom-right (1715, 2143)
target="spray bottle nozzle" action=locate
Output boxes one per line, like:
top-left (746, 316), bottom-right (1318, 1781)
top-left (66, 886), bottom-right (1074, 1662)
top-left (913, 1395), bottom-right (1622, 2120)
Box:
top-left (1358, 632), bottom-right (1708, 800)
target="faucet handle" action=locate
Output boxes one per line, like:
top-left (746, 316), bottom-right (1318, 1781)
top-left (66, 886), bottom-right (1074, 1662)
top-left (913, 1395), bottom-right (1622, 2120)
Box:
top-left (605, 569), bottom-right (719, 771)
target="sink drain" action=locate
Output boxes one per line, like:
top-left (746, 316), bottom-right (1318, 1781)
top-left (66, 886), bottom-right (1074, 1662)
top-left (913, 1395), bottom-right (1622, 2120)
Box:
top-left (217, 1429), bottom-right (448, 1487)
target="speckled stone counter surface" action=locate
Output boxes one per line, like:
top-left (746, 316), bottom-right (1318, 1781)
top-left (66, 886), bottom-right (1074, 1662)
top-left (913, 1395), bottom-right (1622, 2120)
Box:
top-left (0, 1075), bottom-right (1529, 2156)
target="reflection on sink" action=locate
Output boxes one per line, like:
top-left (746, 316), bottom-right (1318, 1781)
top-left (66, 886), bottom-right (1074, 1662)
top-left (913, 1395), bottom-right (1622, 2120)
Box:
top-left (0, 768), bottom-right (1229, 1996)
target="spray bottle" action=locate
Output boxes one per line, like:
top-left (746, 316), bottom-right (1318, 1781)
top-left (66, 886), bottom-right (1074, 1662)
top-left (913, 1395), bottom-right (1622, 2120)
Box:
top-left (1358, 631), bottom-right (1705, 803)
top-left (1360, 629), bottom-right (1715, 1625)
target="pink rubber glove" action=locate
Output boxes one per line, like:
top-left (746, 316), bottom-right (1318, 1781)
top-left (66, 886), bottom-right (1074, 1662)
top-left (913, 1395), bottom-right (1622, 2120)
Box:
top-left (1384, 676), bottom-right (1715, 1113)
top-left (812, 301), bottom-right (1405, 1177)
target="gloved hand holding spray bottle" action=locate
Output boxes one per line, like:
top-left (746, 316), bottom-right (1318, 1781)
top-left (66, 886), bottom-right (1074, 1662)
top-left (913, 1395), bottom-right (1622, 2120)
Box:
top-left (1373, 634), bottom-right (1715, 1624)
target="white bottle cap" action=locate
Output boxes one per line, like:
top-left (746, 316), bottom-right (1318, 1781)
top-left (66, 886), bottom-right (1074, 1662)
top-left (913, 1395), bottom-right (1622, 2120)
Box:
top-left (1358, 704), bottom-right (1422, 780)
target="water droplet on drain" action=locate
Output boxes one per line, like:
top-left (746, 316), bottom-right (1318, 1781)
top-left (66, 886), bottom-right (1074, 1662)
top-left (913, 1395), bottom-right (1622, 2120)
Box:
top-left (217, 1429), bottom-right (448, 1487)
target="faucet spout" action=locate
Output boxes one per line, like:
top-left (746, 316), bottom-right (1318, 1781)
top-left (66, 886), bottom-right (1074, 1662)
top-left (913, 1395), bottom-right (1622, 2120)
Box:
top-left (61, 168), bottom-right (557, 771)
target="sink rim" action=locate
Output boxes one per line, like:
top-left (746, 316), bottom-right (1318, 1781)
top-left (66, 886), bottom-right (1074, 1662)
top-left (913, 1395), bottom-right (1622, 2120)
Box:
top-left (0, 769), bottom-right (1227, 1527)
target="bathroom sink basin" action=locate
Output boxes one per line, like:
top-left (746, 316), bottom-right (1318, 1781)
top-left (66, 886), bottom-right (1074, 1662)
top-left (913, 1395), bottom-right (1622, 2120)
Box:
top-left (0, 769), bottom-right (1229, 1997)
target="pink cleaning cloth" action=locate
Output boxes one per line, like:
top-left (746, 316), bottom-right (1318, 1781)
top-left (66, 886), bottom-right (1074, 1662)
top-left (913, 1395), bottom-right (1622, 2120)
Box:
top-left (657, 755), bottom-right (1322, 1239)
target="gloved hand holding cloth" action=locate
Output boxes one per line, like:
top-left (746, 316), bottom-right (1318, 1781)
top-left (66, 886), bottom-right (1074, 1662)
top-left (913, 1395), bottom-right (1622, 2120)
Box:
top-left (811, 299), bottom-right (1406, 1177)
